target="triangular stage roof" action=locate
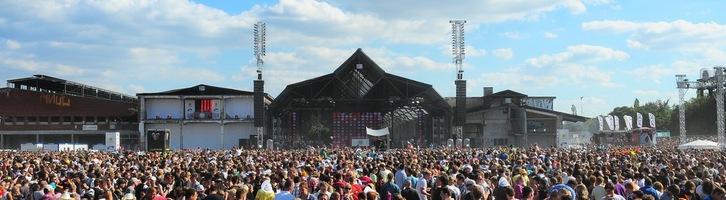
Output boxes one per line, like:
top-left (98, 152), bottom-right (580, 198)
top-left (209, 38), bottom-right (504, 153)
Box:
top-left (138, 84), bottom-right (254, 96)
top-left (270, 48), bottom-right (452, 115)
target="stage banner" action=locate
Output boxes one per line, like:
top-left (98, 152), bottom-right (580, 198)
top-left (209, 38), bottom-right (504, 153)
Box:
top-left (623, 115), bottom-right (633, 130)
top-left (605, 115), bottom-right (614, 130)
top-left (636, 113), bottom-right (643, 128)
top-left (614, 116), bottom-right (620, 130)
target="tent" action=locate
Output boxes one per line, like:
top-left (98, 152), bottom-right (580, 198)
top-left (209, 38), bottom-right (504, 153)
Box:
top-left (366, 127), bottom-right (389, 136)
top-left (678, 140), bottom-right (719, 150)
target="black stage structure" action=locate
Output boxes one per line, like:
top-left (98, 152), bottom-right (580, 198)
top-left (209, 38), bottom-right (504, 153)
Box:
top-left (269, 49), bottom-right (453, 149)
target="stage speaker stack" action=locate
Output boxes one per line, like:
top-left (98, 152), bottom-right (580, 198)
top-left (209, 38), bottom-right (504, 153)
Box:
top-left (454, 80), bottom-right (466, 126)
top-left (254, 79), bottom-right (264, 127)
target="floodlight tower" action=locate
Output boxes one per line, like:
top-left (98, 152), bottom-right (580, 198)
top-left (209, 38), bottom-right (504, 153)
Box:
top-left (253, 21), bottom-right (266, 149)
top-left (450, 20), bottom-right (466, 142)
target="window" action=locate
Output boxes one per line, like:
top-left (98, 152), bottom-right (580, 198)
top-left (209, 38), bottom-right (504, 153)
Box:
top-left (74, 116), bottom-right (83, 123)
top-left (27, 116), bottom-right (37, 123)
top-left (39, 116), bottom-right (49, 123)
top-left (51, 116), bottom-right (60, 123)
top-left (62, 116), bottom-right (71, 123)
top-left (16, 116), bottom-right (25, 123)
top-left (97, 116), bottom-right (107, 123)
top-left (85, 116), bottom-right (95, 123)
top-left (2, 116), bottom-right (13, 124)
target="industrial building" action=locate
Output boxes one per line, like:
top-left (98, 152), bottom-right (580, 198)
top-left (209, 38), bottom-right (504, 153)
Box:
top-left (0, 75), bottom-right (138, 150)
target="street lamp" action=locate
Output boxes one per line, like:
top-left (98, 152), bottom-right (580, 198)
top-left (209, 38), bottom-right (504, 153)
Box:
top-left (580, 97), bottom-right (584, 116)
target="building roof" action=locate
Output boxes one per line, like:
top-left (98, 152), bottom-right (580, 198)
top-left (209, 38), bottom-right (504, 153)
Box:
top-left (6, 74), bottom-right (137, 103)
top-left (523, 105), bottom-right (590, 122)
top-left (137, 84), bottom-right (254, 96)
top-left (270, 48), bottom-right (452, 118)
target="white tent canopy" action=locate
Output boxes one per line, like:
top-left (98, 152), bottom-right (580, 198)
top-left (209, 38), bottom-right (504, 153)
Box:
top-left (678, 140), bottom-right (719, 150)
top-left (366, 127), bottom-right (389, 137)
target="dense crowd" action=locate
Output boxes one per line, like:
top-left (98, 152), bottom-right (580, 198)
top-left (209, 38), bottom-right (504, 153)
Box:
top-left (0, 143), bottom-right (725, 200)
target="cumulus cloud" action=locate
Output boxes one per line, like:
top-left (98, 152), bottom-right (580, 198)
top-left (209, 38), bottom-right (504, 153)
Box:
top-left (5, 40), bottom-right (20, 50)
top-left (492, 48), bottom-right (513, 59)
top-left (2, 57), bottom-right (87, 76)
top-left (626, 60), bottom-right (706, 84)
top-left (488, 45), bottom-right (628, 89)
top-left (543, 32), bottom-right (558, 38)
top-left (582, 20), bottom-right (726, 53)
top-left (502, 32), bottom-right (523, 39)
top-left (326, 0), bottom-right (589, 22)
top-left (0, 0), bottom-right (599, 96)
top-left (526, 45), bottom-right (628, 68)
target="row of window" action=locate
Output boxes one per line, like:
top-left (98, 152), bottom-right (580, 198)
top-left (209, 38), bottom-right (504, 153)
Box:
top-left (1, 116), bottom-right (135, 125)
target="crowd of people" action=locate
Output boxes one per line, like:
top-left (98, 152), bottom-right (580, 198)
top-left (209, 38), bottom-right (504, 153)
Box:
top-left (0, 143), bottom-right (725, 200)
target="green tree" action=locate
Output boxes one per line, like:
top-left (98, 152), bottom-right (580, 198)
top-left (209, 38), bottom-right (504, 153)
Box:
top-left (606, 99), bottom-right (672, 131)
top-left (634, 98), bottom-right (640, 108)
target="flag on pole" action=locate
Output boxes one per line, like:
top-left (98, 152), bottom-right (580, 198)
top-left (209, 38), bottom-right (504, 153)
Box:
top-left (636, 113), bottom-right (643, 128)
top-left (648, 113), bottom-right (656, 128)
top-left (597, 116), bottom-right (604, 131)
top-left (623, 115), bottom-right (633, 130)
top-left (606, 115), bottom-right (614, 130)
top-left (614, 115), bottom-right (620, 130)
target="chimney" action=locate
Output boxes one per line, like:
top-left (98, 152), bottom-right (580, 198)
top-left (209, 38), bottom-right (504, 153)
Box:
top-left (483, 87), bottom-right (493, 97)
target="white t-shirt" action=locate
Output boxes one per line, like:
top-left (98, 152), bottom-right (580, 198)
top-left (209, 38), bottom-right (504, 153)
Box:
top-left (591, 185), bottom-right (607, 200)
top-left (416, 177), bottom-right (428, 200)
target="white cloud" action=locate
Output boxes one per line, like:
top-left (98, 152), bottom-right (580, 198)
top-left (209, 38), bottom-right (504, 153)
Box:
top-left (543, 32), bottom-right (558, 39)
top-left (583, 20), bottom-right (726, 53)
top-left (492, 48), bottom-right (513, 59)
top-left (326, 0), bottom-right (589, 23)
top-left (626, 60), bottom-right (705, 84)
top-left (2, 57), bottom-right (87, 75)
top-left (510, 45), bottom-right (627, 89)
top-left (477, 67), bottom-right (560, 90)
top-left (582, 20), bottom-right (640, 33)
top-left (583, 0), bottom-right (614, 6)
top-left (526, 45), bottom-right (628, 68)
top-left (5, 40), bottom-right (20, 50)
top-left (502, 32), bottom-right (523, 39)
top-left (465, 46), bottom-right (487, 57)
top-left (128, 47), bottom-right (181, 65)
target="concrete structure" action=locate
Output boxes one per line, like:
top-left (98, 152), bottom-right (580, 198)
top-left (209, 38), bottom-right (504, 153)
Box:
top-left (447, 88), bottom-right (588, 148)
top-left (137, 85), bottom-right (272, 150)
top-left (0, 75), bottom-right (138, 149)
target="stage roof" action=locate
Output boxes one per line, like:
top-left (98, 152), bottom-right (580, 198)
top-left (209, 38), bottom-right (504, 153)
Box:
top-left (270, 48), bottom-right (453, 122)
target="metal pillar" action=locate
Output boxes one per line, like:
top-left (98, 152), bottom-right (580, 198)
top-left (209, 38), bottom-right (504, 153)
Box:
top-left (676, 75), bottom-right (688, 144)
top-left (715, 67), bottom-right (725, 148)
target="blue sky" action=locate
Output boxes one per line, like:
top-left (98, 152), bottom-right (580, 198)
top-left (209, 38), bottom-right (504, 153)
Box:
top-left (1, 0), bottom-right (725, 117)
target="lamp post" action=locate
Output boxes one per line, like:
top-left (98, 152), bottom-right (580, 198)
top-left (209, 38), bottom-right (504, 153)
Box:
top-left (580, 97), bottom-right (584, 116)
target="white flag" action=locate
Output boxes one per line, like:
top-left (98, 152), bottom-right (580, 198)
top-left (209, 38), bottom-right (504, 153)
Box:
top-left (623, 115), bottom-right (633, 130)
top-left (614, 116), bottom-right (620, 130)
top-left (636, 113), bottom-right (643, 128)
top-left (605, 115), bottom-right (614, 130)
top-left (597, 116), bottom-right (604, 131)
top-left (648, 113), bottom-right (656, 129)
